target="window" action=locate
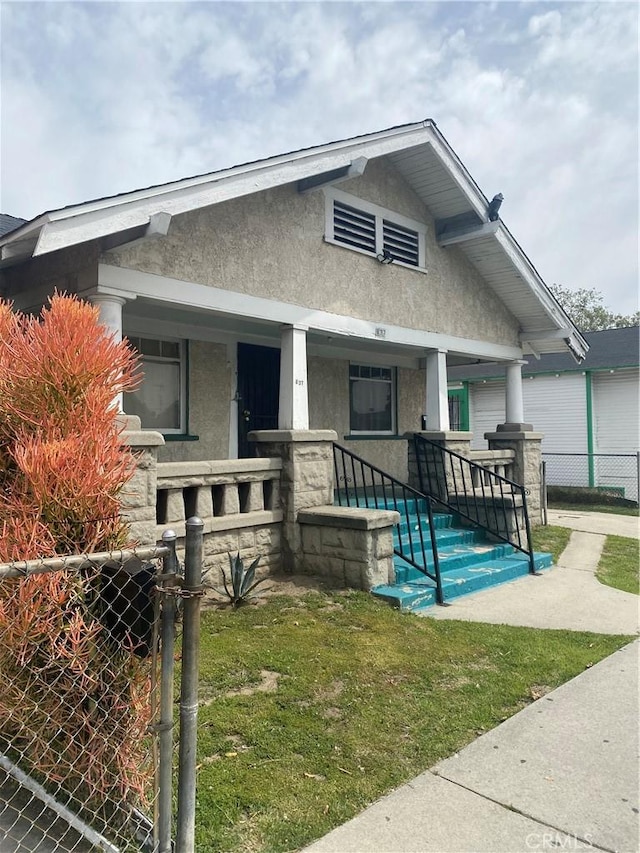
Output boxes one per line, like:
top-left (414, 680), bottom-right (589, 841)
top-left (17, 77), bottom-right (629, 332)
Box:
top-left (349, 364), bottom-right (396, 434)
top-left (325, 188), bottom-right (426, 270)
top-left (124, 337), bottom-right (186, 433)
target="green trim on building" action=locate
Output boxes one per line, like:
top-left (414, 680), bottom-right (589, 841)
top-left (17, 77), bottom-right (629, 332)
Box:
top-left (585, 371), bottom-right (595, 487)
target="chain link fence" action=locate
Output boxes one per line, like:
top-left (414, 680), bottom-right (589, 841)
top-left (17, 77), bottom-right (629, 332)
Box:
top-left (0, 520), bottom-right (204, 853)
top-left (542, 452), bottom-right (640, 505)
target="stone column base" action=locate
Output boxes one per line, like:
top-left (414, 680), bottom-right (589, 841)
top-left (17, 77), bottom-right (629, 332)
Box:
top-left (298, 506), bottom-right (399, 590)
top-left (485, 428), bottom-right (544, 525)
top-left (118, 416), bottom-right (165, 546)
top-left (406, 430), bottom-right (473, 493)
top-left (250, 430), bottom-right (337, 572)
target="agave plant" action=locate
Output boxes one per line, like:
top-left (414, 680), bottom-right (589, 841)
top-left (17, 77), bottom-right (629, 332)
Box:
top-left (214, 553), bottom-right (270, 608)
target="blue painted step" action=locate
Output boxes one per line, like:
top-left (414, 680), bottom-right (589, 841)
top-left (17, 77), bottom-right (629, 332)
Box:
top-left (342, 494), bottom-right (554, 611)
top-left (374, 551), bottom-right (553, 612)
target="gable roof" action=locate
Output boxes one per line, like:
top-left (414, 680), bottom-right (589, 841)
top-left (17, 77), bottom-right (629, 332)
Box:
top-left (449, 325), bottom-right (639, 382)
top-left (0, 119), bottom-right (588, 361)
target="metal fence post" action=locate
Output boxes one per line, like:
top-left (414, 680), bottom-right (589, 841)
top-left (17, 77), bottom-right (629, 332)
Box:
top-left (158, 530), bottom-right (179, 853)
top-left (175, 517), bottom-right (203, 853)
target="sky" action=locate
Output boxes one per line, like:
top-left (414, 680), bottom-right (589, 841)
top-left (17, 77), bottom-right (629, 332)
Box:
top-left (1, 1), bottom-right (638, 314)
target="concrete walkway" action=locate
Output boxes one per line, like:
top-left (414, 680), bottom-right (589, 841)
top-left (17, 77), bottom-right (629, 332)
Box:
top-left (303, 513), bottom-right (640, 852)
top-left (425, 528), bottom-right (639, 635)
top-left (546, 509), bottom-right (639, 539)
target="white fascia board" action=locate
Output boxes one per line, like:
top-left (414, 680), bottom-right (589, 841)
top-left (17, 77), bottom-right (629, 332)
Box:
top-left (98, 263), bottom-right (523, 362)
top-left (521, 328), bottom-right (573, 341)
top-left (0, 214), bottom-right (50, 247)
top-left (426, 127), bottom-right (490, 220)
top-left (49, 122), bottom-right (434, 219)
top-left (1, 236), bottom-right (39, 262)
top-left (30, 125), bottom-right (440, 257)
top-left (493, 227), bottom-right (588, 360)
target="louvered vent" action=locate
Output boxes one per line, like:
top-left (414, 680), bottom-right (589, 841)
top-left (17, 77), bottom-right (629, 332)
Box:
top-left (383, 219), bottom-right (419, 266)
top-left (333, 200), bottom-right (376, 252)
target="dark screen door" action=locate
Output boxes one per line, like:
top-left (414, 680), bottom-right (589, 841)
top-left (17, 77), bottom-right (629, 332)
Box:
top-left (237, 343), bottom-right (281, 458)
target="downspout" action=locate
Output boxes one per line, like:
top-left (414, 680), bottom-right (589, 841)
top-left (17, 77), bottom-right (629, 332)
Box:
top-left (585, 371), bottom-right (595, 487)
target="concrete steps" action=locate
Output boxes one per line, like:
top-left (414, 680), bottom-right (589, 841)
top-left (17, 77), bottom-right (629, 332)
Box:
top-left (346, 495), bottom-right (552, 612)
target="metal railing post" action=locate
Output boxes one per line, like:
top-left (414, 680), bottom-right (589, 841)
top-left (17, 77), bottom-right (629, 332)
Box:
top-left (158, 530), bottom-right (179, 853)
top-left (332, 442), bottom-right (443, 593)
top-left (175, 517), bottom-right (204, 853)
top-left (413, 433), bottom-right (535, 566)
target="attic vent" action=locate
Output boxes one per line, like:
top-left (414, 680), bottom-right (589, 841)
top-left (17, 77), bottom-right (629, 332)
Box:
top-left (333, 200), bottom-right (376, 252)
top-left (326, 188), bottom-right (427, 270)
top-left (383, 220), bottom-right (419, 267)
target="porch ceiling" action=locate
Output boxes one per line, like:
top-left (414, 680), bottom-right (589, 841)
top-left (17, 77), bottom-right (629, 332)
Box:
top-left (123, 297), bottom-right (477, 368)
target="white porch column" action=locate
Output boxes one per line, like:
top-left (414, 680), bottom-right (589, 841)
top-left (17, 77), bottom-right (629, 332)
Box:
top-left (90, 294), bottom-right (126, 343)
top-left (505, 360), bottom-right (526, 425)
top-left (278, 324), bottom-right (309, 430)
top-left (425, 349), bottom-right (450, 431)
top-left (89, 294), bottom-right (127, 410)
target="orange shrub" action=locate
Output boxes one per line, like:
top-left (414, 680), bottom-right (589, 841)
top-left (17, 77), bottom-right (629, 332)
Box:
top-left (0, 294), bottom-right (154, 824)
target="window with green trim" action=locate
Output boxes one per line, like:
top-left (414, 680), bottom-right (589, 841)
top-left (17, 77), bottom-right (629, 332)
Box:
top-left (349, 364), bottom-right (396, 434)
top-left (124, 336), bottom-right (186, 433)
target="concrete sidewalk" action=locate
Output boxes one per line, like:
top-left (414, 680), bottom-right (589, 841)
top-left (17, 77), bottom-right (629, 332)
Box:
top-left (303, 641), bottom-right (639, 853)
top-left (546, 509), bottom-right (639, 539)
top-left (303, 514), bottom-right (640, 852)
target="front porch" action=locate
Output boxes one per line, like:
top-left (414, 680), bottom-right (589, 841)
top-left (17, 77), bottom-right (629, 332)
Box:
top-left (121, 419), bottom-right (549, 610)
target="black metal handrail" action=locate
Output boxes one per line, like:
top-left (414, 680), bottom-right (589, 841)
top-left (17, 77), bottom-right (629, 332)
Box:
top-left (413, 434), bottom-right (536, 575)
top-left (333, 443), bottom-right (444, 605)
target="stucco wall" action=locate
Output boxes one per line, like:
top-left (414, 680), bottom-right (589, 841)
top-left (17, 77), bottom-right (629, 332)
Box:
top-left (156, 340), bottom-right (232, 463)
top-left (103, 157), bottom-right (519, 347)
top-left (308, 356), bottom-right (423, 482)
top-left (0, 241), bottom-right (101, 310)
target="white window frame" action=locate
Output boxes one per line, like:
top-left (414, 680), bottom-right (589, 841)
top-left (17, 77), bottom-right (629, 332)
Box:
top-left (324, 187), bottom-right (427, 272)
top-left (349, 363), bottom-right (397, 436)
top-left (123, 335), bottom-right (187, 434)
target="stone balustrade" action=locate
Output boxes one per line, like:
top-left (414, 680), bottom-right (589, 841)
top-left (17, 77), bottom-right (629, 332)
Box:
top-left (156, 458), bottom-right (284, 575)
top-left (469, 449), bottom-right (516, 483)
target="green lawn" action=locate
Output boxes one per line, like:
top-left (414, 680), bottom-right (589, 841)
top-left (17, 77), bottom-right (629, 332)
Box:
top-left (549, 501), bottom-right (639, 518)
top-left (596, 535), bottom-right (640, 594)
top-left (531, 524), bottom-right (571, 563)
top-left (193, 592), bottom-right (630, 852)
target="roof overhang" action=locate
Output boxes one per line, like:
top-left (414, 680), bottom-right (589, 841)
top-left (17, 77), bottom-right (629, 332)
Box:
top-left (0, 119), bottom-right (588, 362)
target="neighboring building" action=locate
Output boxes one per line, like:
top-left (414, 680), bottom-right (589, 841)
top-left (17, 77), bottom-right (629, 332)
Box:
top-left (0, 120), bottom-right (586, 479)
top-left (0, 214), bottom-right (27, 238)
top-left (448, 326), bottom-right (639, 500)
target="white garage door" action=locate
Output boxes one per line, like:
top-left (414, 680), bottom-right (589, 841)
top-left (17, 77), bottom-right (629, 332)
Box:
top-left (592, 369), bottom-right (639, 500)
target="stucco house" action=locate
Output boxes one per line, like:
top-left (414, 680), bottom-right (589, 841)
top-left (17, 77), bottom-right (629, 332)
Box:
top-left (448, 325), bottom-right (639, 501)
top-left (0, 120), bottom-right (589, 605)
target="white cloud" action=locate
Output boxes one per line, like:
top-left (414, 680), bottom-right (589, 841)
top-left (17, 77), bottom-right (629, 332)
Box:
top-left (0, 1), bottom-right (637, 313)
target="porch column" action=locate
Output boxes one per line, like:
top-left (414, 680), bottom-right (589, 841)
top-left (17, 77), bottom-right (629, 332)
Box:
top-left (505, 359), bottom-right (526, 426)
top-left (89, 294), bottom-right (127, 410)
top-left (278, 324), bottom-right (309, 430)
top-left (425, 349), bottom-right (450, 431)
top-left (90, 294), bottom-right (126, 343)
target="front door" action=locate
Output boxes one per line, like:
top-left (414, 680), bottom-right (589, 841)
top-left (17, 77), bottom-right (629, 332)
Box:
top-left (237, 343), bottom-right (281, 458)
